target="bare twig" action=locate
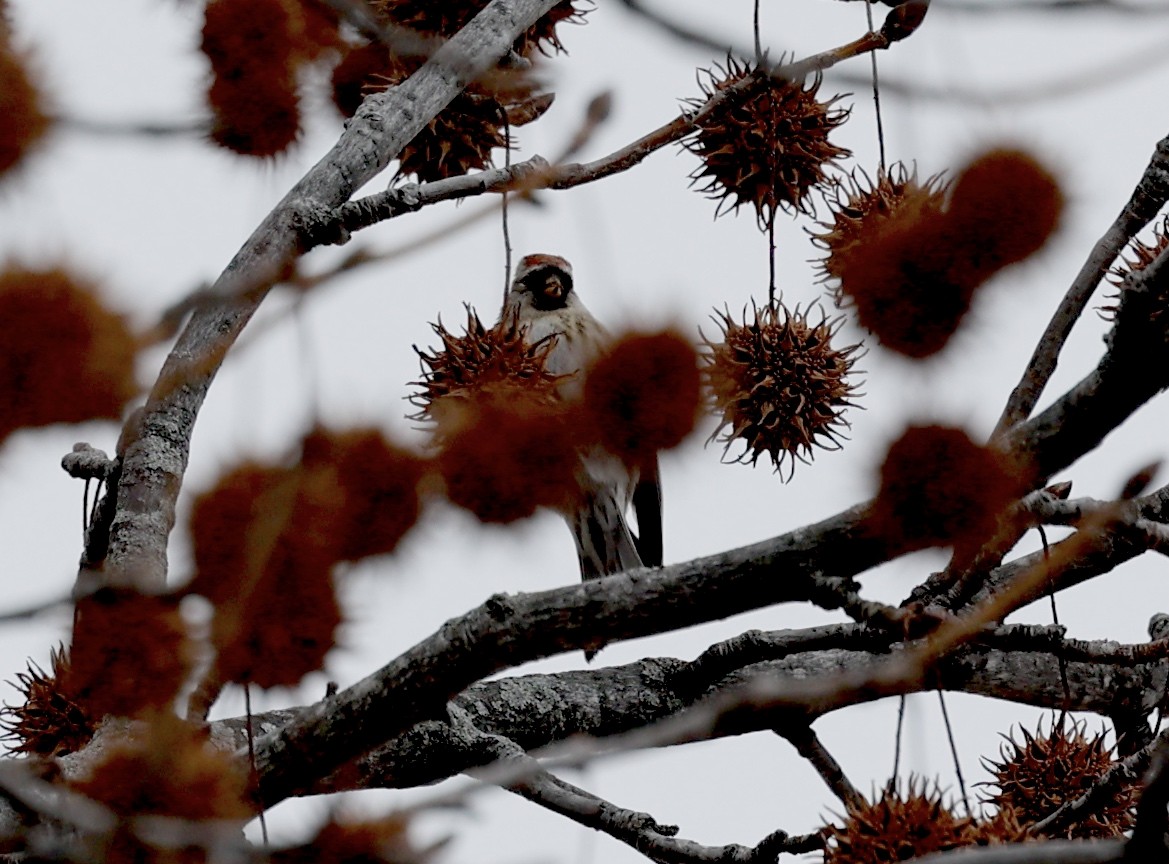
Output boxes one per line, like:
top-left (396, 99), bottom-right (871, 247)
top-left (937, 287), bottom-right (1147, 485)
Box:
top-left (316, 25), bottom-right (920, 246)
top-left (911, 483), bottom-right (1074, 610)
top-left (939, 0), bottom-right (1169, 14)
top-left (55, 115), bottom-right (206, 138)
top-left (464, 722), bottom-right (825, 863)
top-left (777, 724), bottom-right (865, 810)
top-left (828, 38), bottom-right (1169, 107)
top-left (980, 623), bottom-right (1169, 667)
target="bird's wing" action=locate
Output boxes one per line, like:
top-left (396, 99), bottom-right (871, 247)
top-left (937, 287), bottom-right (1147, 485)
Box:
top-left (632, 457), bottom-right (663, 567)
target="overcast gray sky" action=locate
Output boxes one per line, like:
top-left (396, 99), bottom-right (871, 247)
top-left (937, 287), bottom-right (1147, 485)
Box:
top-left (3, 1), bottom-right (1169, 861)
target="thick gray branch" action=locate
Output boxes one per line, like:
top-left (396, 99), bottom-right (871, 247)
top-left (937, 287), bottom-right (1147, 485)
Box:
top-left (249, 357), bottom-right (1169, 808)
top-left (218, 627), bottom-right (1167, 796)
top-left (99, 0), bottom-right (564, 591)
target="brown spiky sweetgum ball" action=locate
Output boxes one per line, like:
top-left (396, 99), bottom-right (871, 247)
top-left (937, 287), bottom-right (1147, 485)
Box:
top-left (208, 72), bottom-right (301, 157)
top-left (0, 646), bottom-right (93, 757)
top-left (330, 40), bottom-right (542, 181)
top-left (982, 718), bottom-right (1137, 839)
top-left (824, 779), bottom-right (975, 864)
top-left (439, 400), bottom-right (579, 524)
top-left (411, 306), bottom-right (562, 433)
top-left (947, 148), bottom-right (1062, 277)
top-left (833, 199), bottom-right (983, 358)
top-left (286, 0), bottom-right (342, 62)
top-left (188, 462), bottom-right (343, 689)
top-left (67, 589), bottom-right (192, 719)
top-left (965, 807), bottom-right (1030, 847)
top-left (1115, 216), bottom-right (1169, 280)
top-left (301, 427), bottom-right (427, 562)
top-left (202, 0), bottom-right (301, 156)
top-left (868, 425), bottom-right (1026, 555)
top-left (814, 164), bottom-right (949, 300)
top-left (0, 35), bottom-right (50, 178)
top-left (71, 716), bottom-right (250, 864)
top-left (583, 332), bottom-right (700, 469)
top-left (1102, 215), bottom-right (1169, 320)
top-left (71, 712), bottom-right (250, 822)
top-left (0, 266), bottom-right (136, 444)
top-left (702, 300), bottom-right (861, 476)
top-left (273, 815), bottom-right (421, 864)
top-left (686, 58), bottom-right (850, 225)
top-left (331, 41), bottom-right (394, 117)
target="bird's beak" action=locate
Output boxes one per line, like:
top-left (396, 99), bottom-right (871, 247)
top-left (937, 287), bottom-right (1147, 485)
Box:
top-left (544, 276), bottom-right (565, 300)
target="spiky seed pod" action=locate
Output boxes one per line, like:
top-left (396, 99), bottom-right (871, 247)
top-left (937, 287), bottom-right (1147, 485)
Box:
top-left (300, 427), bottom-right (427, 562)
top-left (285, 0), bottom-right (343, 62)
top-left (518, 0), bottom-right (590, 56)
top-left (438, 399), bottom-right (580, 524)
top-left (70, 712), bottom-right (251, 822)
top-left (67, 590), bottom-right (193, 719)
top-left (411, 306), bottom-right (563, 433)
top-left (583, 332), bottom-right (701, 470)
top-left (1114, 216), bottom-right (1169, 281)
top-left (832, 149), bottom-right (1060, 359)
top-left (685, 57), bottom-right (850, 226)
top-left (399, 84), bottom-right (510, 182)
top-left (0, 34), bottom-right (50, 178)
top-left (964, 807), bottom-right (1031, 847)
top-left (190, 462), bottom-right (344, 690)
top-left (981, 718), bottom-right (1137, 839)
top-left (813, 164), bottom-right (949, 302)
top-left (824, 778), bottom-right (974, 864)
top-left (368, 0), bottom-right (588, 57)
top-left (272, 815), bottom-right (425, 864)
top-left (0, 647), bottom-right (93, 757)
top-left (832, 197), bottom-right (981, 359)
top-left (208, 72), bottom-right (301, 158)
top-left (947, 148), bottom-right (1063, 277)
top-left (329, 42), bottom-right (543, 181)
top-left (867, 425), bottom-right (1027, 557)
top-left (331, 41), bottom-right (393, 118)
top-left (701, 299), bottom-right (861, 477)
top-left (69, 715), bottom-right (250, 864)
top-left (0, 266), bottom-right (137, 444)
top-left (202, 0), bottom-right (302, 157)
top-left (1102, 215), bottom-right (1169, 319)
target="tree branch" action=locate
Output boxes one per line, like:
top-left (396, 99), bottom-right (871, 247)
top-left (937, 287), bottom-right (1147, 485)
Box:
top-left (249, 377), bottom-right (1169, 808)
top-left (97, 0), bottom-right (567, 592)
top-left (213, 620), bottom-right (1167, 800)
top-left (776, 723), bottom-right (865, 810)
top-left (452, 708), bottom-right (821, 864)
top-left (993, 131), bottom-right (1169, 437)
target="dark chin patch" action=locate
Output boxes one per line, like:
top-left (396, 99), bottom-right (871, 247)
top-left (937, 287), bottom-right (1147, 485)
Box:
top-left (522, 266), bottom-right (573, 311)
top-left (532, 289), bottom-right (568, 311)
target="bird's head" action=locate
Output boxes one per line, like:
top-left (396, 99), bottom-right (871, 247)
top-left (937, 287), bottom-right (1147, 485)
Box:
top-left (510, 254), bottom-right (575, 312)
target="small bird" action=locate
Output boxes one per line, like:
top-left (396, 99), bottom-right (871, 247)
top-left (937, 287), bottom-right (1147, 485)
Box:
top-left (502, 254), bottom-right (662, 655)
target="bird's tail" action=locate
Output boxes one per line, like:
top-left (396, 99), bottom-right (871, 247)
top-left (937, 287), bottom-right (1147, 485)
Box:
top-left (569, 491), bottom-right (643, 662)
